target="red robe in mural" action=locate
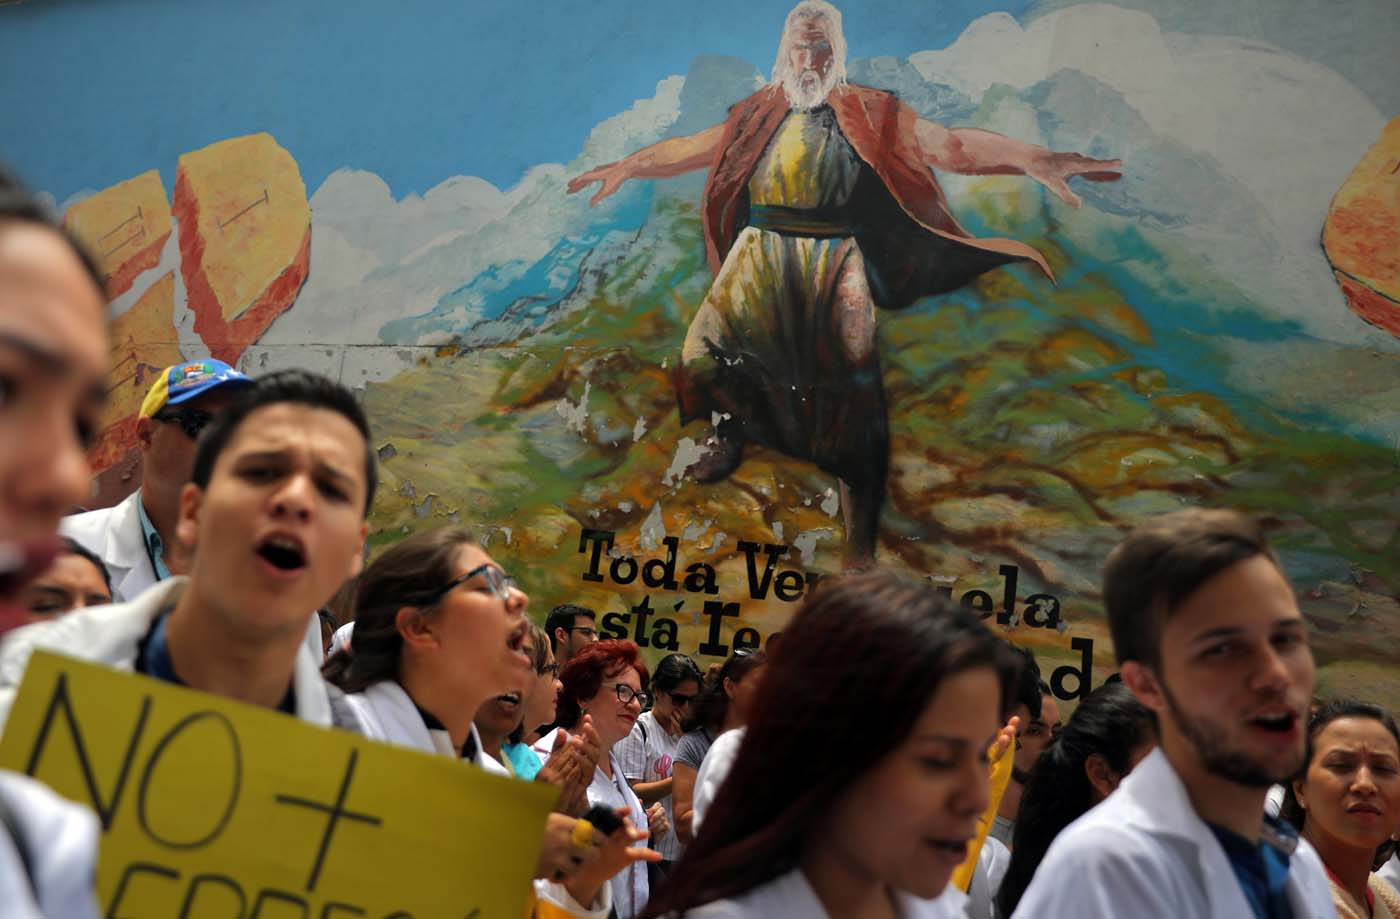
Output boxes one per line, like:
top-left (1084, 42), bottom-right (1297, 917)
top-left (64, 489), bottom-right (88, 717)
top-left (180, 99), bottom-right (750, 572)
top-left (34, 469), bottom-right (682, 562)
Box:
top-left (677, 83), bottom-right (1051, 505)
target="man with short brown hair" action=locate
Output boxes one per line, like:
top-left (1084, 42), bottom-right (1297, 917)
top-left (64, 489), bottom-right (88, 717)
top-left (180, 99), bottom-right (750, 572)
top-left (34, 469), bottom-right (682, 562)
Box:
top-left (1014, 509), bottom-right (1335, 918)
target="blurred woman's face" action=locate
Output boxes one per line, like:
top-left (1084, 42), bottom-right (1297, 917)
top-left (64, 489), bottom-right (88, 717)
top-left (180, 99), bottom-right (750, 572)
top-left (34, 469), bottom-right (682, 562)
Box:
top-left (812, 666), bottom-right (1001, 899)
top-left (522, 644), bottom-right (561, 733)
top-left (18, 552), bottom-right (111, 622)
top-left (1294, 716), bottom-right (1400, 854)
top-left (725, 663), bottom-right (766, 725)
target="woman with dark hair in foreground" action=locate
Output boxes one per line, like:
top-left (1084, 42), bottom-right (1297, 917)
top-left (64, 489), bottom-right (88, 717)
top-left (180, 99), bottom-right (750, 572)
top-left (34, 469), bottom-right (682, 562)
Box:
top-left (643, 568), bottom-right (1019, 919)
top-left (996, 682), bottom-right (1157, 918)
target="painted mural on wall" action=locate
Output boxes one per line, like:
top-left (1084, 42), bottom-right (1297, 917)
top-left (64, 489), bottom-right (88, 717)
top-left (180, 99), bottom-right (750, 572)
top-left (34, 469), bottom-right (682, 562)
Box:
top-left (5, 0), bottom-right (1399, 705)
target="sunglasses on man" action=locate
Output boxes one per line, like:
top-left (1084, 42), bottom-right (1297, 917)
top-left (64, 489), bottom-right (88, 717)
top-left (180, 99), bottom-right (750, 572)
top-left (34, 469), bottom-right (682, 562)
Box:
top-left (153, 407), bottom-right (215, 440)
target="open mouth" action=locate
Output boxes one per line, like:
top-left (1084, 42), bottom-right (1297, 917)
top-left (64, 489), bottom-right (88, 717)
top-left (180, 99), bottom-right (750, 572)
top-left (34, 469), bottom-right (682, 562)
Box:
top-left (924, 837), bottom-right (969, 860)
top-left (1247, 710), bottom-right (1298, 734)
top-left (506, 621), bottom-right (529, 655)
top-left (494, 692), bottom-right (521, 709)
top-left (256, 534), bottom-right (306, 572)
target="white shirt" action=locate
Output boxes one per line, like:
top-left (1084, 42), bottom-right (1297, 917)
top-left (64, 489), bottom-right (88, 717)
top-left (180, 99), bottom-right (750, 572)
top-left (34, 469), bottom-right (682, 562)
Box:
top-left (0, 770), bottom-right (101, 919)
top-left (684, 866), bottom-right (969, 919)
top-left (1012, 748), bottom-right (1337, 919)
top-left (61, 490), bottom-right (155, 603)
top-left (614, 710), bottom-right (682, 860)
top-left (964, 836), bottom-right (1010, 919)
top-left (537, 729), bottom-right (649, 919)
top-left (692, 726), bottom-right (744, 835)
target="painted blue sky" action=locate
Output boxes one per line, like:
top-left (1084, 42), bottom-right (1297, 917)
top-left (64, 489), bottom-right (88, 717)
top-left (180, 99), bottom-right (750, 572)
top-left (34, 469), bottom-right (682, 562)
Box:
top-left (1, 0), bottom-right (1032, 202)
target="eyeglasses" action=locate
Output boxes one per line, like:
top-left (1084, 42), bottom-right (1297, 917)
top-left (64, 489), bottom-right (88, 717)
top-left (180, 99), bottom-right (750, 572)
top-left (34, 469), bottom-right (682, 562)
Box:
top-left (540, 663), bottom-right (561, 678)
top-left (424, 563), bottom-right (517, 607)
top-left (563, 626), bottom-right (598, 640)
top-left (153, 408), bottom-right (215, 440)
top-left (667, 691), bottom-right (695, 707)
top-left (613, 684), bottom-right (651, 708)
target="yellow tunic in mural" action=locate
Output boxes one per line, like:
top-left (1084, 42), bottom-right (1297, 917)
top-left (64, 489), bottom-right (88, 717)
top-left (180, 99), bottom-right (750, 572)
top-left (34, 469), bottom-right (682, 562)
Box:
top-left (680, 106), bottom-right (885, 485)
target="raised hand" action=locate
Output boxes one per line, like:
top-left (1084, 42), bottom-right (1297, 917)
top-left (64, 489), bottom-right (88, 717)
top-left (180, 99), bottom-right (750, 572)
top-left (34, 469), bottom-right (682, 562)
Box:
top-left (645, 802), bottom-right (670, 840)
top-left (567, 161), bottom-right (627, 207)
top-left (536, 728), bottom-right (591, 816)
top-left (1026, 152), bottom-right (1123, 208)
top-left (564, 808), bottom-right (661, 908)
top-left (989, 715), bottom-right (1021, 763)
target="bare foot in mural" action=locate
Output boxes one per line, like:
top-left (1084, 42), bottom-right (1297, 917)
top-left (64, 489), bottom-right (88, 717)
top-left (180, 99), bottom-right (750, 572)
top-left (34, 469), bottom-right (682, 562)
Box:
top-left (684, 430), bottom-right (743, 483)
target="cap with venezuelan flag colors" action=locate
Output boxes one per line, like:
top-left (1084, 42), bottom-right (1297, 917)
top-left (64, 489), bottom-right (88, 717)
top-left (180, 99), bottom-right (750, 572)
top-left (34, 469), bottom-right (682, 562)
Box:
top-left (138, 359), bottom-right (252, 419)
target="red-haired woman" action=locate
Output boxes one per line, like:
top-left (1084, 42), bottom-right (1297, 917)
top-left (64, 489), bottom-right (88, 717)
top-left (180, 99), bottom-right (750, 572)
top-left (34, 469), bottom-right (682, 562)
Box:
top-left (643, 569), bottom-right (1019, 919)
top-left (536, 640), bottom-right (670, 919)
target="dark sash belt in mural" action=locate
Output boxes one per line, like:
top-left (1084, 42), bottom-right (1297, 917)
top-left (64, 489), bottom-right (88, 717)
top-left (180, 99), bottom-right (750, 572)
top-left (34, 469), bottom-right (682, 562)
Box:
top-left (747, 204), bottom-right (854, 239)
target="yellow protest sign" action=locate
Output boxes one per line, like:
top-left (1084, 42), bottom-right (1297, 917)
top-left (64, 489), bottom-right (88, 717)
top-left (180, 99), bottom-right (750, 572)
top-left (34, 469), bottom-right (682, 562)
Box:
top-left (0, 651), bottom-right (556, 919)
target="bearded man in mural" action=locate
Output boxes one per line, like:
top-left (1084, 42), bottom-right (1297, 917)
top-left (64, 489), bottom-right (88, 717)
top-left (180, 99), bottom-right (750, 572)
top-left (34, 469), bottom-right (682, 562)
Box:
top-left (570, 0), bottom-right (1120, 562)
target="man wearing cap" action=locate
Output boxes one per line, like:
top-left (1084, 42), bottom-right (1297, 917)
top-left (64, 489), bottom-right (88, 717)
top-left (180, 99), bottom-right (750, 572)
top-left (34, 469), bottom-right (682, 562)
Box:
top-left (61, 359), bottom-right (251, 602)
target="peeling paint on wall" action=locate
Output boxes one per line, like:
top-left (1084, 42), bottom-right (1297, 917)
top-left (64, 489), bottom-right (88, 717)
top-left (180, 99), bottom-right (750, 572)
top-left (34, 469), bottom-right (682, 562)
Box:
top-left (639, 502), bottom-right (666, 552)
top-left (662, 437), bottom-right (704, 487)
top-left (557, 381), bottom-right (591, 434)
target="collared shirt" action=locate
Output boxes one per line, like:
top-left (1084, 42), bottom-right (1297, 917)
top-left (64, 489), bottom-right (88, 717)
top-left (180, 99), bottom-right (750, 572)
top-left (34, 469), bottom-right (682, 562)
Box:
top-left (135, 610), bottom-right (298, 715)
top-left (135, 492), bottom-right (171, 582)
top-left (1206, 817), bottom-right (1295, 919)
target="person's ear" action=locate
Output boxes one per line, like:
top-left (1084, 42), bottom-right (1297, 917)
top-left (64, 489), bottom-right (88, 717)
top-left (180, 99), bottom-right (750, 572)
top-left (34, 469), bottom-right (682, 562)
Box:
top-left (1292, 778), bottom-right (1307, 812)
top-left (136, 416), bottom-right (157, 451)
top-left (1084, 753), bottom-right (1120, 801)
top-left (347, 522), bottom-right (368, 579)
top-left (175, 482), bottom-right (203, 549)
top-left (554, 627), bottom-right (568, 649)
top-left (1120, 661), bottom-right (1167, 719)
top-left (723, 677), bottom-right (737, 699)
top-left (396, 606), bottom-right (437, 650)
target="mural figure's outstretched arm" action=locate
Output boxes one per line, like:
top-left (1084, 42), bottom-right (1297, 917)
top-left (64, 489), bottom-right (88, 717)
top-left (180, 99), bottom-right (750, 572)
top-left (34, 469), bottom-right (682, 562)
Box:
top-left (915, 119), bottom-right (1122, 209)
top-left (567, 124), bottom-right (726, 206)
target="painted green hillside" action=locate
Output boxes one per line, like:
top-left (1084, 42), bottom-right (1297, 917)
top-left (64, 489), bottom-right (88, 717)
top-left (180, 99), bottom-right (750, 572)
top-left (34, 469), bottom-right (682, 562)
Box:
top-left (360, 192), bottom-right (1400, 705)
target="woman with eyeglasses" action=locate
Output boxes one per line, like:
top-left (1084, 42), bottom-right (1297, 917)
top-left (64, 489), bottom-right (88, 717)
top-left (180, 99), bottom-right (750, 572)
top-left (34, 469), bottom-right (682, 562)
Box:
top-left (616, 653), bottom-right (704, 883)
top-left (536, 640), bottom-right (673, 919)
top-left (323, 527), bottom-right (648, 918)
top-left (642, 569), bottom-right (1017, 919)
top-left (672, 649), bottom-right (767, 845)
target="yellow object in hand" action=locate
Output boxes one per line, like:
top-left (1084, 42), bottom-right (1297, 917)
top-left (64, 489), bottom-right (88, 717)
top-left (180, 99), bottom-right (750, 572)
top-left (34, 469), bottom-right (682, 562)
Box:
top-left (951, 738), bottom-right (1015, 891)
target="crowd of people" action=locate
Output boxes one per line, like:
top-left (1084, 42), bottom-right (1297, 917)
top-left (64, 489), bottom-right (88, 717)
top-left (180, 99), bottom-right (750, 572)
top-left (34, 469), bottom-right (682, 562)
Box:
top-left (1, 63), bottom-right (1397, 919)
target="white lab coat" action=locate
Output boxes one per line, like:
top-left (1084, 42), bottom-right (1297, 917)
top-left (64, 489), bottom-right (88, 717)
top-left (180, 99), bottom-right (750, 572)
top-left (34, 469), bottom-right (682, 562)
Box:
top-left (0, 577), bottom-right (339, 731)
top-left (692, 726), bottom-right (744, 834)
top-left (1012, 748), bottom-right (1337, 919)
top-left (341, 679), bottom-right (507, 774)
top-left (964, 836), bottom-right (1010, 919)
top-left (59, 492), bottom-right (329, 664)
top-left (61, 490), bottom-right (154, 603)
top-left (0, 770), bottom-right (101, 919)
top-left (682, 866), bottom-right (969, 919)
